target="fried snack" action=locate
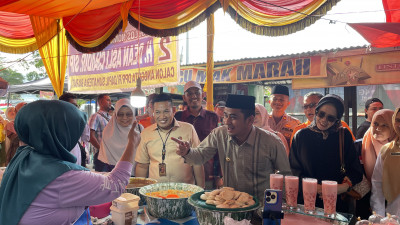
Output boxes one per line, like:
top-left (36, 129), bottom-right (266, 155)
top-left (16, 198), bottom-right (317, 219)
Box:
top-left (220, 190), bottom-right (235, 200)
top-left (230, 204), bottom-right (240, 208)
top-left (247, 199), bottom-right (255, 206)
top-left (216, 204), bottom-right (230, 208)
top-left (233, 191), bottom-right (241, 200)
top-left (200, 187), bottom-right (255, 208)
top-left (214, 200), bottom-right (225, 205)
top-left (210, 189), bottom-right (221, 196)
top-left (224, 200), bottom-right (235, 205)
top-left (206, 199), bottom-right (216, 205)
top-left (200, 194), bottom-right (208, 200)
top-left (221, 187), bottom-right (234, 191)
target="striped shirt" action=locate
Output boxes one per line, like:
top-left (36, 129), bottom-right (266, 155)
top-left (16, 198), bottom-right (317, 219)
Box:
top-left (88, 110), bottom-right (111, 152)
top-left (183, 126), bottom-right (292, 202)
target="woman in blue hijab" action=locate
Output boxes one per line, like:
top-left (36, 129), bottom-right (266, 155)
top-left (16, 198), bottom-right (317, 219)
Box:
top-left (0, 100), bottom-right (140, 225)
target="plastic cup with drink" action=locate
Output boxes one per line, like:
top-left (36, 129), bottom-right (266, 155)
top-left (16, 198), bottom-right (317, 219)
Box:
top-left (285, 176), bottom-right (299, 210)
top-left (270, 174), bottom-right (284, 190)
top-left (322, 180), bottom-right (337, 217)
top-left (302, 178), bottom-right (317, 214)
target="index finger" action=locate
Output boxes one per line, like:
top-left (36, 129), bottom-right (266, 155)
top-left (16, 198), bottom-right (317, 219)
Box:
top-left (131, 121), bottom-right (138, 129)
top-left (171, 137), bottom-right (183, 144)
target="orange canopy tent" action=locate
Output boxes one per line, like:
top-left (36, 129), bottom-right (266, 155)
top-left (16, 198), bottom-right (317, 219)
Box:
top-left (0, 0), bottom-right (340, 105)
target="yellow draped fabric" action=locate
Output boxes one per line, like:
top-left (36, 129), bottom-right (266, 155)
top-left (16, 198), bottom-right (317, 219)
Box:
top-left (30, 16), bottom-right (68, 97)
top-left (0, 35), bottom-right (37, 54)
top-left (205, 14), bottom-right (214, 112)
top-left (120, 0), bottom-right (134, 32)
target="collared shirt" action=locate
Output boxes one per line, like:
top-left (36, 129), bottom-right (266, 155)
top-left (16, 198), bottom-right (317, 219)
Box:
top-left (183, 126), bottom-right (292, 202)
top-left (175, 107), bottom-right (219, 186)
top-left (268, 113), bottom-right (300, 146)
top-left (174, 107), bottom-right (218, 141)
top-left (135, 119), bottom-right (200, 184)
top-left (88, 110), bottom-right (111, 152)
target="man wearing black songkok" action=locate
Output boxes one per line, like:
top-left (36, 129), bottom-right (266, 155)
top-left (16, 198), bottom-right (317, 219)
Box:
top-left (268, 85), bottom-right (300, 146)
top-left (172, 94), bottom-right (292, 202)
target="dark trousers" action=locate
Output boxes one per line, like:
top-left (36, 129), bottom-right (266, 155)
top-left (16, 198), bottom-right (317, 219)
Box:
top-left (93, 152), bottom-right (115, 172)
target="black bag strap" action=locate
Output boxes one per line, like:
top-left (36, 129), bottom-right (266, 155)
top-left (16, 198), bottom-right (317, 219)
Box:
top-left (97, 112), bottom-right (110, 122)
top-left (339, 127), bottom-right (346, 174)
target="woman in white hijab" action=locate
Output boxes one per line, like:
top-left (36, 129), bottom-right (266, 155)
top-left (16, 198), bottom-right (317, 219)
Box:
top-left (98, 98), bottom-right (143, 172)
top-left (254, 103), bottom-right (289, 155)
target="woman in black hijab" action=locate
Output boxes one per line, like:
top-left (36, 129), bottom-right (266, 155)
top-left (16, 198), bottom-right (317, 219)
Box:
top-left (290, 94), bottom-right (363, 213)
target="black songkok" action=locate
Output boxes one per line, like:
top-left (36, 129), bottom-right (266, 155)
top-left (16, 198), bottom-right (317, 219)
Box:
top-left (271, 85), bottom-right (289, 96)
top-left (226, 94), bottom-right (255, 111)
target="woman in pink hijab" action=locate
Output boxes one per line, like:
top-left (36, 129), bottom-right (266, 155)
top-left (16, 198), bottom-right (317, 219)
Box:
top-left (362, 109), bottom-right (396, 182)
top-left (254, 103), bottom-right (289, 155)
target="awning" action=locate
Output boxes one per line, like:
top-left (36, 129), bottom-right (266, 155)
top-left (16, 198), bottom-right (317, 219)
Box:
top-left (349, 0), bottom-right (400, 48)
top-left (349, 23), bottom-right (400, 48)
top-left (0, 0), bottom-right (342, 53)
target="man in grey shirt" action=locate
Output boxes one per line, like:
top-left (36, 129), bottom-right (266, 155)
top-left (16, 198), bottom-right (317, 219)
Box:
top-left (173, 94), bottom-right (291, 202)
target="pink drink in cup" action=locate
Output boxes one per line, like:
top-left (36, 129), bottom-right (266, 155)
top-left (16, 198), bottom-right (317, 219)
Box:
top-left (302, 178), bottom-right (317, 213)
top-left (322, 180), bottom-right (337, 216)
top-left (270, 174), bottom-right (284, 190)
top-left (285, 176), bottom-right (299, 209)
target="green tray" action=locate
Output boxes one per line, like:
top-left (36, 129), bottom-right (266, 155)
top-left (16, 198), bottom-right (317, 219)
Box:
top-left (188, 191), bottom-right (260, 212)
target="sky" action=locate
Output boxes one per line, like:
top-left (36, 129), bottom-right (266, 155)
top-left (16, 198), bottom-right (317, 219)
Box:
top-left (0, 0), bottom-right (386, 74)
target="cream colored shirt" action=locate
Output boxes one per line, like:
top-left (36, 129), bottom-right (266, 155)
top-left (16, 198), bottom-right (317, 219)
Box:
top-left (183, 126), bottom-right (292, 202)
top-left (135, 119), bottom-right (200, 184)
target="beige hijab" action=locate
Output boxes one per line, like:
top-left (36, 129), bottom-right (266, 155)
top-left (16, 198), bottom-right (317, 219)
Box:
top-left (381, 107), bottom-right (400, 203)
top-left (255, 103), bottom-right (289, 155)
top-left (99, 98), bottom-right (142, 167)
top-left (362, 109), bottom-right (395, 182)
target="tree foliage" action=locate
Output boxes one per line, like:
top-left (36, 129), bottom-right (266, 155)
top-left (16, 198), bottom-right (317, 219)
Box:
top-left (0, 68), bottom-right (24, 85)
top-left (25, 51), bottom-right (46, 81)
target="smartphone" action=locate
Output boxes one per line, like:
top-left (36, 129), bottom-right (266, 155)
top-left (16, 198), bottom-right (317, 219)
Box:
top-left (263, 189), bottom-right (283, 225)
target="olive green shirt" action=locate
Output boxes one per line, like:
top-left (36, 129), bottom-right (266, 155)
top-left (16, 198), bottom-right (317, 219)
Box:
top-left (183, 126), bottom-right (291, 202)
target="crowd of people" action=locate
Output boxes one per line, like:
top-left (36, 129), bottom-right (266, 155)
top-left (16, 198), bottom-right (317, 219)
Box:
top-left (0, 81), bottom-right (399, 224)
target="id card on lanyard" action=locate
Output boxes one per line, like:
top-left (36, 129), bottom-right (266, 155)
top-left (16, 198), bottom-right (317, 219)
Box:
top-left (157, 127), bottom-right (173, 177)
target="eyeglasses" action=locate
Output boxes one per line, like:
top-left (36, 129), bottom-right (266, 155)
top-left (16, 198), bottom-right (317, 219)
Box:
top-left (316, 111), bottom-right (337, 123)
top-left (117, 113), bottom-right (134, 118)
top-left (303, 103), bottom-right (317, 110)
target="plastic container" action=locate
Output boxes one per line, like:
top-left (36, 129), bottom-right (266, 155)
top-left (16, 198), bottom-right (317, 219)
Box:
top-left (110, 205), bottom-right (139, 225)
top-left (112, 193), bottom-right (140, 211)
top-left (89, 202), bottom-right (112, 219)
